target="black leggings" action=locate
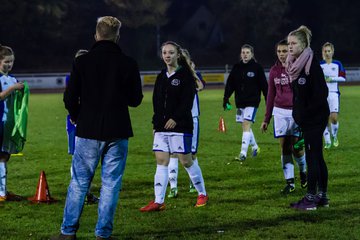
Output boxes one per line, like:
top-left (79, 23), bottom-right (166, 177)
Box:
top-left (303, 124), bottom-right (328, 195)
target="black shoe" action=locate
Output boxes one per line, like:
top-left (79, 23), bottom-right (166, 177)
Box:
top-left (300, 172), bottom-right (307, 188)
top-left (85, 193), bottom-right (99, 205)
top-left (6, 191), bottom-right (24, 201)
top-left (314, 194), bottom-right (329, 207)
top-left (281, 184), bottom-right (295, 194)
top-left (50, 234), bottom-right (76, 240)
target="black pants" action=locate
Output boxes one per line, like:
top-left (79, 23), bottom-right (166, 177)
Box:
top-left (303, 123), bottom-right (328, 195)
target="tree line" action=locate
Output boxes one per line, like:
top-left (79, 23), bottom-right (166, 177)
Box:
top-left (0, 0), bottom-right (359, 72)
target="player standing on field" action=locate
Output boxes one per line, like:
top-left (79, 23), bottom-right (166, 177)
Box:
top-left (167, 49), bottom-right (205, 198)
top-left (320, 42), bottom-right (346, 150)
top-left (260, 39), bottom-right (307, 194)
top-left (223, 44), bottom-right (268, 161)
top-left (140, 41), bottom-right (208, 212)
top-left (0, 45), bottom-right (25, 202)
top-left (286, 25), bottom-right (330, 211)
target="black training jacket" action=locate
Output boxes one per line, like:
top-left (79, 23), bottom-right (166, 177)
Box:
top-left (224, 59), bottom-right (268, 108)
top-left (291, 56), bottom-right (330, 131)
top-left (152, 67), bottom-right (196, 134)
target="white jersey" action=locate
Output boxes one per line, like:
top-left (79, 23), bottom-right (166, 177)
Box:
top-left (320, 60), bottom-right (346, 93)
top-left (0, 74), bottom-right (17, 121)
top-left (191, 93), bottom-right (200, 117)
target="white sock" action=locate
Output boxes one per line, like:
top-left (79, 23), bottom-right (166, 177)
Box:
top-left (185, 161), bottom-right (206, 196)
top-left (168, 157), bottom-right (178, 189)
top-left (154, 165), bottom-right (168, 204)
top-left (249, 129), bottom-right (258, 150)
top-left (294, 154), bottom-right (306, 173)
top-left (331, 122), bottom-right (339, 138)
top-left (0, 162), bottom-right (7, 197)
top-left (240, 131), bottom-right (251, 157)
top-left (323, 126), bottom-right (331, 144)
top-left (281, 155), bottom-right (294, 181)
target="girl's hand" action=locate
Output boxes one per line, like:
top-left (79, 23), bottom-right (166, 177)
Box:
top-left (260, 122), bottom-right (268, 133)
top-left (14, 82), bottom-right (24, 90)
top-left (164, 118), bottom-right (176, 130)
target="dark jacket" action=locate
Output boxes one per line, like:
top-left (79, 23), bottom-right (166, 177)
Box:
top-left (224, 59), bottom-right (268, 108)
top-left (63, 40), bottom-right (143, 141)
top-left (152, 67), bottom-right (196, 134)
top-left (291, 56), bottom-right (329, 131)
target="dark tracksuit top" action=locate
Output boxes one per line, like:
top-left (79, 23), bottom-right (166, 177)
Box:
top-left (152, 66), bottom-right (196, 134)
top-left (224, 59), bottom-right (268, 108)
top-left (291, 57), bottom-right (330, 131)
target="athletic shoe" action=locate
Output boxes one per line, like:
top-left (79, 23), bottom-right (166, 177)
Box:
top-left (300, 172), bottom-right (307, 188)
top-left (195, 194), bottom-right (208, 207)
top-left (189, 182), bottom-right (197, 193)
top-left (252, 147), bottom-right (260, 157)
top-left (235, 154), bottom-right (246, 161)
top-left (314, 194), bottom-right (330, 207)
top-left (140, 200), bottom-right (165, 212)
top-left (281, 184), bottom-right (295, 194)
top-left (0, 195), bottom-right (6, 202)
top-left (333, 137), bottom-right (339, 147)
top-left (324, 142), bottom-right (331, 150)
top-left (167, 187), bottom-right (178, 198)
top-left (85, 193), bottom-right (99, 205)
top-left (5, 192), bottom-right (24, 201)
top-left (290, 196), bottom-right (317, 211)
top-left (50, 234), bottom-right (76, 240)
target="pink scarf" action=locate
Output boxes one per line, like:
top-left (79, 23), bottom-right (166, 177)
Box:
top-left (286, 47), bottom-right (313, 82)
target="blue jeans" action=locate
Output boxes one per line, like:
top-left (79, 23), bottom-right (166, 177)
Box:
top-left (61, 137), bottom-right (128, 238)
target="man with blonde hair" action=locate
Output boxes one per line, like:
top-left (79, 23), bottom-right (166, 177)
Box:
top-left (52, 16), bottom-right (143, 240)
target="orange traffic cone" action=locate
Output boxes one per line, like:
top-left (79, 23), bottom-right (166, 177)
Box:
top-left (218, 116), bottom-right (226, 132)
top-left (28, 171), bottom-right (56, 203)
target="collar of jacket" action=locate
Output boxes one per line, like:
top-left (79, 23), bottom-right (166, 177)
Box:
top-left (91, 40), bottom-right (122, 52)
top-left (240, 58), bottom-right (255, 65)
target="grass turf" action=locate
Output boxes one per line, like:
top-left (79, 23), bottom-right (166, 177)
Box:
top-left (1, 86), bottom-right (359, 239)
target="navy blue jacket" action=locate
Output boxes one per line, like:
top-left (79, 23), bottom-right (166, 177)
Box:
top-left (152, 67), bottom-right (196, 134)
top-left (291, 56), bottom-right (329, 131)
top-left (224, 59), bottom-right (268, 108)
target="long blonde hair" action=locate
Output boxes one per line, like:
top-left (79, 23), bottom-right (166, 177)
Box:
top-left (288, 25), bottom-right (312, 49)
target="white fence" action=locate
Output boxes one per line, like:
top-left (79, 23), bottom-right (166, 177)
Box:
top-left (14, 67), bottom-right (360, 89)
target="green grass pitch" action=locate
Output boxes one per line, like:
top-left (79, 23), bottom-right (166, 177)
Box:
top-left (0, 86), bottom-right (359, 239)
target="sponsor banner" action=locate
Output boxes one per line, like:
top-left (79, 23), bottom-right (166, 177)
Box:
top-left (15, 73), bottom-right (67, 89)
top-left (14, 68), bottom-right (360, 89)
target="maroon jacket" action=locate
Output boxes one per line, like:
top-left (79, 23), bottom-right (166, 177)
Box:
top-left (264, 60), bottom-right (293, 123)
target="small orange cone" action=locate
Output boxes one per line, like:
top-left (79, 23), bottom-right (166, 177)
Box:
top-left (28, 171), bottom-right (56, 203)
top-left (218, 116), bottom-right (226, 132)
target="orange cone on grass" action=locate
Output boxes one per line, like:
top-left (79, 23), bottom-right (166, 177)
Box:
top-left (218, 116), bottom-right (226, 132)
top-left (28, 170), bottom-right (56, 203)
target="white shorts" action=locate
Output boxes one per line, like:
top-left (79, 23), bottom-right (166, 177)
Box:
top-left (191, 117), bottom-right (199, 154)
top-left (273, 107), bottom-right (300, 138)
top-left (236, 107), bottom-right (257, 123)
top-left (327, 91), bottom-right (340, 113)
top-left (153, 132), bottom-right (192, 154)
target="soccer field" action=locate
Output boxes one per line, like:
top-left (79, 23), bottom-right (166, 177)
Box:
top-left (1, 86), bottom-right (359, 240)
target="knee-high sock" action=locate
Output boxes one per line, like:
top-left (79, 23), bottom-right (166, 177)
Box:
top-left (241, 131), bottom-right (251, 157)
top-left (0, 162), bottom-right (7, 196)
top-left (331, 122), bottom-right (339, 138)
top-left (168, 157), bottom-right (178, 189)
top-left (323, 126), bottom-right (331, 144)
top-left (294, 154), bottom-right (306, 173)
top-left (185, 161), bottom-right (206, 196)
top-left (154, 165), bottom-right (168, 204)
top-left (281, 155), bottom-right (294, 185)
top-left (249, 129), bottom-right (258, 149)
